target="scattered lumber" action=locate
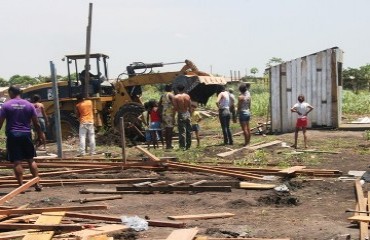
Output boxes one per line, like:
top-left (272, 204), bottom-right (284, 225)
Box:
top-left (135, 146), bottom-right (161, 161)
top-left (354, 179), bottom-right (369, 239)
top-left (279, 166), bottom-right (306, 175)
top-left (0, 223), bottom-right (83, 231)
top-left (0, 177), bottom-right (39, 205)
top-left (22, 211), bottom-right (65, 240)
top-left (166, 162), bottom-right (264, 180)
top-left (0, 205), bottom-right (108, 216)
top-left (165, 227), bottom-right (199, 240)
top-left (239, 182), bottom-right (276, 189)
top-left (196, 238), bottom-right (290, 240)
top-left (1, 213), bottom-right (40, 223)
top-left (55, 224), bottom-right (128, 239)
top-left (0, 230), bottom-right (38, 240)
top-left (71, 195), bottom-right (122, 204)
top-left (64, 212), bottom-right (185, 228)
top-left (168, 212), bottom-right (235, 221)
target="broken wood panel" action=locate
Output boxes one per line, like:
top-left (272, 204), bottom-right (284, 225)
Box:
top-left (0, 205), bottom-right (108, 216)
top-left (165, 227), bottom-right (199, 240)
top-left (270, 65), bottom-right (281, 133)
top-left (168, 212), bottom-right (235, 221)
top-left (56, 224), bottom-right (128, 239)
top-left (355, 179), bottom-right (369, 239)
top-left (76, 195), bottom-right (122, 204)
top-left (216, 141), bottom-right (266, 158)
top-left (0, 177), bottom-right (39, 205)
top-left (22, 211), bottom-right (65, 240)
top-left (64, 212), bottom-right (185, 228)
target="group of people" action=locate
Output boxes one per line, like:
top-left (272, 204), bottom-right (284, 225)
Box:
top-left (145, 84), bottom-right (202, 150)
top-left (216, 83), bottom-right (252, 147)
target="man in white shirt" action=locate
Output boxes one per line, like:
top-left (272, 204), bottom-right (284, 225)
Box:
top-left (290, 94), bottom-right (314, 149)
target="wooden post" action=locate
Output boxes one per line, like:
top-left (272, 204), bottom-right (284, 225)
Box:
top-left (120, 117), bottom-right (127, 164)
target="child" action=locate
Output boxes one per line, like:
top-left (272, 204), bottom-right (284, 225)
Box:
top-left (190, 102), bottom-right (202, 147)
top-left (290, 94), bottom-right (314, 149)
top-left (146, 100), bottom-right (162, 149)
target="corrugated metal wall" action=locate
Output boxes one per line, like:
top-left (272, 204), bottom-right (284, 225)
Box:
top-left (269, 47), bottom-right (343, 133)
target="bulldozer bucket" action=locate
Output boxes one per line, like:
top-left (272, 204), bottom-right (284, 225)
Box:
top-left (172, 75), bottom-right (227, 104)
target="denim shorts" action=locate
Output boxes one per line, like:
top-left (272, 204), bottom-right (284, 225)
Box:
top-left (239, 111), bottom-right (251, 122)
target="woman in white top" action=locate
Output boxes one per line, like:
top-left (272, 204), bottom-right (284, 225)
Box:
top-left (290, 94), bottom-right (314, 149)
top-left (237, 83), bottom-right (251, 146)
top-left (216, 86), bottom-right (233, 145)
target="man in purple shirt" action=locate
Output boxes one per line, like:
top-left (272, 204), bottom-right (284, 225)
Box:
top-left (0, 86), bottom-right (45, 191)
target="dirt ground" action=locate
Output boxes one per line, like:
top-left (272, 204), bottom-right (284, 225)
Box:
top-left (1, 130), bottom-right (369, 240)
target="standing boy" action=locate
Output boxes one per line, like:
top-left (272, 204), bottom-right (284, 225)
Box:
top-left (290, 94), bottom-right (314, 149)
top-left (190, 102), bottom-right (202, 147)
top-left (173, 84), bottom-right (192, 150)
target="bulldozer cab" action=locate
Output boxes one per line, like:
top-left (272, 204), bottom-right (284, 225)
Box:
top-left (64, 53), bottom-right (113, 98)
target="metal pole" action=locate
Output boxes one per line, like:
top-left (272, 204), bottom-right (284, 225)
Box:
top-left (84, 3), bottom-right (93, 98)
top-left (50, 61), bottom-right (63, 158)
top-left (230, 70), bottom-right (233, 82)
top-left (120, 117), bottom-right (127, 164)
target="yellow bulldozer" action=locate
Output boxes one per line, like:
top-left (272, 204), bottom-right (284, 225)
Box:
top-left (21, 53), bottom-right (227, 142)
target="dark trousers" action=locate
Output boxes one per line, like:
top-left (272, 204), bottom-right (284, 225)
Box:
top-left (219, 109), bottom-right (233, 145)
top-left (178, 112), bottom-right (192, 149)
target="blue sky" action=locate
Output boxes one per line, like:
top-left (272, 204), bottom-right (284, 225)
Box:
top-left (0, 0), bottom-right (369, 79)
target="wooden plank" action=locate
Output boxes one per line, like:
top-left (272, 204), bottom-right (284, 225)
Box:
top-left (0, 177), bottom-right (39, 205)
top-left (165, 227), bottom-right (198, 240)
top-left (0, 204), bottom-right (30, 222)
top-left (239, 182), bottom-right (276, 189)
top-left (248, 140), bottom-right (282, 150)
top-left (73, 195), bottom-right (122, 204)
top-left (355, 179), bottom-right (369, 239)
top-left (135, 146), bottom-right (161, 162)
top-left (115, 185), bottom-right (231, 193)
top-left (0, 223), bottom-right (82, 231)
top-left (216, 141), bottom-right (266, 158)
top-left (1, 214), bottom-right (40, 223)
top-left (56, 224), bottom-right (128, 240)
top-left (22, 211), bottom-right (65, 240)
top-left (0, 205), bottom-right (108, 216)
top-left (0, 167), bottom-right (122, 180)
top-left (279, 166), bottom-right (306, 174)
top-left (64, 212), bottom-right (185, 228)
top-left (168, 212), bottom-right (235, 221)
top-left (0, 230), bottom-right (37, 240)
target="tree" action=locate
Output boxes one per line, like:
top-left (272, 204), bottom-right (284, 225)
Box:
top-left (250, 67), bottom-right (259, 76)
top-left (8, 75), bottom-right (39, 86)
top-left (342, 65), bottom-right (370, 93)
top-left (0, 77), bottom-right (9, 87)
top-left (266, 57), bottom-right (283, 68)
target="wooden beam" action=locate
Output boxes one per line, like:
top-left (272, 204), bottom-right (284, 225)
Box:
top-left (0, 205), bottom-right (108, 216)
top-left (1, 214), bottom-right (40, 223)
top-left (239, 182), bottom-right (276, 189)
top-left (56, 224), bottom-right (128, 239)
top-left (0, 177), bottom-right (39, 205)
top-left (165, 228), bottom-right (198, 240)
top-left (355, 179), bottom-right (369, 239)
top-left (73, 195), bottom-right (122, 204)
top-left (22, 211), bottom-right (65, 240)
top-left (64, 212), bottom-right (185, 228)
top-left (135, 146), bottom-right (161, 161)
top-left (115, 185), bottom-right (231, 193)
top-left (217, 141), bottom-right (266, 158)
top-left (0, 223), bottom-right (82, 231)
top-left (168, 212), bottom-right (235, 221)
top-left (279, 166), bottom-right (306, 175)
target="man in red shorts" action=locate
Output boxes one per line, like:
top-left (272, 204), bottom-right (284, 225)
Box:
top-left (291, 94), bottom-right (314, 149)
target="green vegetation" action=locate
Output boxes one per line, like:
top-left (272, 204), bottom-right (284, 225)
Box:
top-left (342, 90), bottom-right (370, 115)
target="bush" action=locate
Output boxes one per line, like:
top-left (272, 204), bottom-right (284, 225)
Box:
top-left (342, 90), bottom-right (370, 115)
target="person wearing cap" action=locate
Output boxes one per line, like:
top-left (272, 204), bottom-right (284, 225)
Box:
top-left (0, 86), bottom-right (44, 191)
top-left (190, 102), bottom-right (202, 147)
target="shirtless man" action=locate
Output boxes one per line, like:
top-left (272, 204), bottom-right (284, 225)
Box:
top-left (173, 84), bottom-right (192, 150)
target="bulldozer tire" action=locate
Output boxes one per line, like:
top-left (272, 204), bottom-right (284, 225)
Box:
top-left (48, 111), bottom-right (79, 141)
top-left (114, 103), bottom-right (145, 142)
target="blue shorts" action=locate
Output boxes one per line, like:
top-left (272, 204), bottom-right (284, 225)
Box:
top-left (38, 117), bottom-right (47, 132)
top-left (239, 111), bottom-right (251, 122)
top-left (6, 131), bottom-right (36, 162)
top-left (192, 124), bottom-right (200, 132)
